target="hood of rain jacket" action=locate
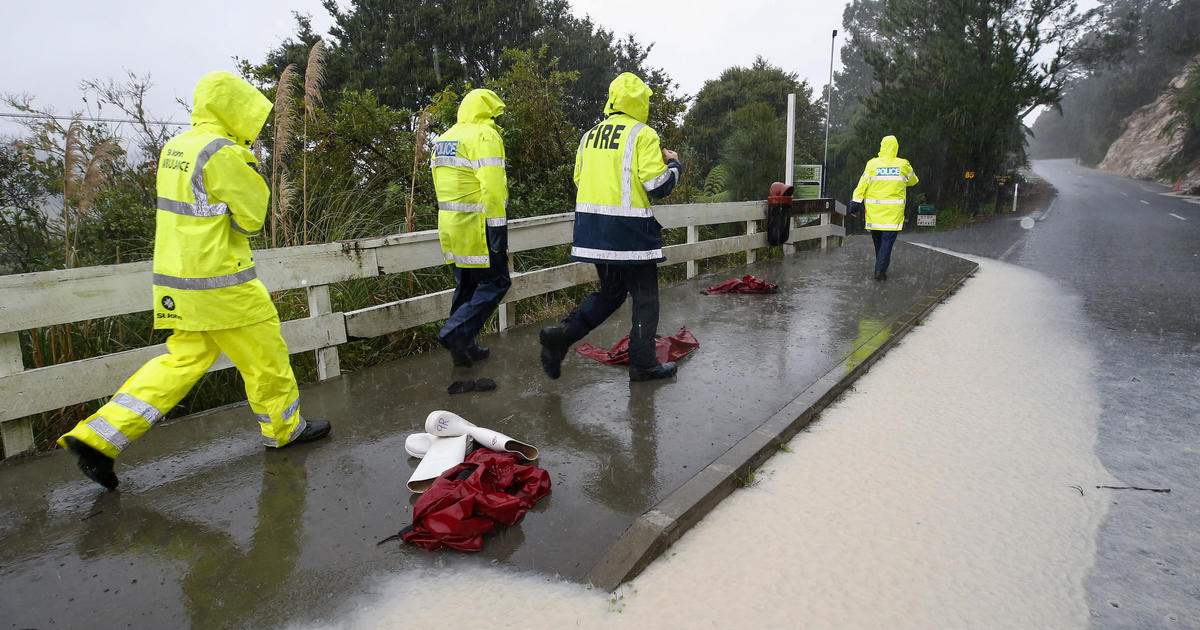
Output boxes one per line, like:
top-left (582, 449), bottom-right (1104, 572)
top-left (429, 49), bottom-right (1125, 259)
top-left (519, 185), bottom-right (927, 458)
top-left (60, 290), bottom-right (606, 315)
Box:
top-left (457, 88), bottom-right (505, 127)
top-left (190, 71), bottom-right (272, 148)
top-left (878, 135), bottom-right (899, 159)
top-left (603, 72), bottom-right (651, 123)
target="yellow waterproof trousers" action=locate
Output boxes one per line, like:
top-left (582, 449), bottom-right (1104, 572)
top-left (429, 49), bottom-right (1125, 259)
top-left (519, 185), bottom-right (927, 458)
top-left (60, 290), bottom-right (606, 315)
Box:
top-left (57, 316), bottom-right (306, 458)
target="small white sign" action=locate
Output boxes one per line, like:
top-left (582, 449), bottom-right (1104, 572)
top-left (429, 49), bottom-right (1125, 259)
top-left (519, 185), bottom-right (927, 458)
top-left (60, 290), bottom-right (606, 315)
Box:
top-left (917, 214), bottom-right (936, 227)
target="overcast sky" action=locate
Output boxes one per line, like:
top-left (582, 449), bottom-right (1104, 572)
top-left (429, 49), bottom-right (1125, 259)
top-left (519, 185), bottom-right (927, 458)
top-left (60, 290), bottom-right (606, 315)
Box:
top-left (0, 0), bottom-right (848, 137)
top-left (2, 0), bottom-right (1099, 138)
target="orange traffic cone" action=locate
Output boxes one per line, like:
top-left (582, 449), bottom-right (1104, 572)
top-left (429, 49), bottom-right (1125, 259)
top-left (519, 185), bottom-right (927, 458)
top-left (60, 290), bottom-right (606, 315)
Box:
top-left (1175, 178), bottom-right (1182, 192)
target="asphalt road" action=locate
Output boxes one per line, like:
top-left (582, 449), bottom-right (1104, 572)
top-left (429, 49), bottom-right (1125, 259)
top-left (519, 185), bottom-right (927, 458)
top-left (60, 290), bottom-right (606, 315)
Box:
top-left (909, 159), bottom-right (1200, 629)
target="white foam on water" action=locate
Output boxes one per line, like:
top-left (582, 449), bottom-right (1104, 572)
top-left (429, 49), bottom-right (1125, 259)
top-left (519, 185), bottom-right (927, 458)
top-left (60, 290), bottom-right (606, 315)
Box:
top-left (298, 258), bottom-right (1113, 630)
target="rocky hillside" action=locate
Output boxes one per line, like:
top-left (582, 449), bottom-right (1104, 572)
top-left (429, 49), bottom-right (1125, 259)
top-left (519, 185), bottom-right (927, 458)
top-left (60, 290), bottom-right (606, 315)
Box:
top-left (1098, 56), bottom-right (1200, 191)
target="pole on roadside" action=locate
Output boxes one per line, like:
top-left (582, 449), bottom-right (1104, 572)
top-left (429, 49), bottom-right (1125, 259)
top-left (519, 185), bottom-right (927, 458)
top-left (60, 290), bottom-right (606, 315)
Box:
top-left (785, 93), bottom-right (796, 186)
top-left (822, 29), bottom-right (838, 197)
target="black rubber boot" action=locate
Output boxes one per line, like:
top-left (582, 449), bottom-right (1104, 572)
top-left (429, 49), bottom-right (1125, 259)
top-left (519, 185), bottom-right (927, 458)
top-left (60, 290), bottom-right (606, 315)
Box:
top-left (281, 420), bottom-right (331, 447)
top-left (629, 361), bottom-right (677, 382)
top-left (64, 436), bottom-right (119, 490)
top-left (467, 343), bottom-right (490, 361)
top-left (539, 326), bottom-right (570, 379)
top-left (439, 337), bottom-right (473, 367)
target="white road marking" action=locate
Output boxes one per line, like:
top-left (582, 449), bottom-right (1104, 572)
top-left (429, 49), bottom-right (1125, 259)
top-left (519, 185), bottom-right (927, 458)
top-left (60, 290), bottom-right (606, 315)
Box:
top-left (1169, 213), bottom-right (1188, 221)
top-left (1140, 200), bottom-right (1151, 205)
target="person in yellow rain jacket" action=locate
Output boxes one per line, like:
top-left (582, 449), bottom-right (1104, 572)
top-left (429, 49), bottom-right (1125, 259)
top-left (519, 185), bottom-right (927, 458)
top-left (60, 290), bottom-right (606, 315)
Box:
top-left (849, 135), bottom-right (918, 280)
top-left (539, 73), bottom-right (683, 382)
top-left (58, 71), bottom-right (330, 490)
top-left (432, 89), bottom-right (512, 367)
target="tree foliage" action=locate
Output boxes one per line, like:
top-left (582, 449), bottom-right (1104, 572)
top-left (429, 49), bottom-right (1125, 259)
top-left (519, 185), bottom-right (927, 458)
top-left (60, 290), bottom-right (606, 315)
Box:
top-left (829, 0), bottom-right (1090, 207)
top-left (1029, 0), bottom-right (1200, 165)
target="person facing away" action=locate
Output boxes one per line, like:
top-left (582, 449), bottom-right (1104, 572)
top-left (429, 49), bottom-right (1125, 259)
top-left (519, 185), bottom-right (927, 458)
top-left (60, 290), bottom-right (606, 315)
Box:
top-left (432, 88), bottom-right (512, 368)
top-left (539, 72), bottom-right (683, 382)
top-left (58, 71), bottom-right (331, 490)
top-left (849, 135), bottom-right (918, 280)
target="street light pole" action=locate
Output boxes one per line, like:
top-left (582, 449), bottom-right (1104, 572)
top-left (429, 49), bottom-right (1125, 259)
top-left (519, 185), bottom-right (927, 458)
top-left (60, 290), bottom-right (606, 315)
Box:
top-left (822, 29), bottom-right (838, 197)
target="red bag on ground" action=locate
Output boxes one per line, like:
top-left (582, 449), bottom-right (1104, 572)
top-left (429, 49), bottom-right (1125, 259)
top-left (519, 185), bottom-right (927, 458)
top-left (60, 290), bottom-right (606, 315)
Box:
top-left (700, 275), bottom-right (778, 294)
top-left (575, 326), bottom-right (699, 365)
top-left (397, 449), bottom-right (551, 552)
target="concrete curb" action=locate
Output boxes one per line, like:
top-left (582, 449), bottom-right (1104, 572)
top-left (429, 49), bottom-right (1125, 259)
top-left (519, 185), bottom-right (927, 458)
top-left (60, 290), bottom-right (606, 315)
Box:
top-left (585, 255), bottom-right (980, 591)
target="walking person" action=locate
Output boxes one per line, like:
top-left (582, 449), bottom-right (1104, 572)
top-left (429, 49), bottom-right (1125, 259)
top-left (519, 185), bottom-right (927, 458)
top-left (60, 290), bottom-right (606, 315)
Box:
top-left (848, 135), bottom-right (919, 280)
top-left (58, 71), bottom-right (331, 490)
top-left (432, 89), bottom-right (512, 367)
top-left (539, 73), bottom-right (682, 382)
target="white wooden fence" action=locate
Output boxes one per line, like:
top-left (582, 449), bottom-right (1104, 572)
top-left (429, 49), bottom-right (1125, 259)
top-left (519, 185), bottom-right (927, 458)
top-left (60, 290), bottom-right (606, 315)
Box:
top-left (0, 201), bottom-right (842, 457)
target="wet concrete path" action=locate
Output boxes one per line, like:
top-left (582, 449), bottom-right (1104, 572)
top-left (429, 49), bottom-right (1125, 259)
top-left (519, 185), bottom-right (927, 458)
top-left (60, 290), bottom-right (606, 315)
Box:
top-left (0, 240), bottom-right (975, 629)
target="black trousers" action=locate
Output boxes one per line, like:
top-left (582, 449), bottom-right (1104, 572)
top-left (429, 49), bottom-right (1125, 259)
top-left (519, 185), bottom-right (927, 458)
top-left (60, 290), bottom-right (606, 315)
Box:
top-left (438, 251), bottom-right (512, 350)
top-left (559, 263), bottom-right (660, 368)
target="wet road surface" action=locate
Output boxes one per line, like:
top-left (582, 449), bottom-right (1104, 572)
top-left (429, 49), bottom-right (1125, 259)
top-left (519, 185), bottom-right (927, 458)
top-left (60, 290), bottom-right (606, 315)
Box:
top-left (911, 159), bottom-right (1200, 628)
top-left (0, 240), bottom-right (975, 629)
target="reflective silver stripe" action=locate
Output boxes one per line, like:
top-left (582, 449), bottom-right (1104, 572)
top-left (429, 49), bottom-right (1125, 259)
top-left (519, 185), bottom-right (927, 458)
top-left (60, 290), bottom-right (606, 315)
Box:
top-left (485, 217), bottom-right (507, 227)
top-left (571, 245), bottom-right (663, 261)
top-left (113, 393), bottom-right (163, 426)
top-left (283, 397), bottom-right (300, 422)
top-left (288, 416), bottom-right (307, 442)
top-left (229, 215), bottom-right (261, 236)
top-left (443, 251), bottom-right (455, 263)
top-left (865, 198), bottom-right (906, 205)
top-left (866, 222), bottom-right (905, 229)
top-left (157, 196), bottom-right (228, 218)
top-left (574, 202), bottom-right (654, 218)
top-left (620, 123), bottom-right (646, 208)
top-left (431, 156), bottom-right (506, 169)
top-left (642, 166), bottom-right (676, 191)
top-left (255, 413), bottom-right (271, 425)
top-left (153, 267), bottom-right (258, 290)
top-left (438, 202), bottom-right (486, 212)
top-left (448, 253), bottom-right (490, 265)
top-left (87, 416), bottom-right (132, 451)
top-left (432, 156), bottom-right (474, 168)
top-left (191, 138), bottom-right (235, 212)
top-left (851, 197), bottom-right (864, 203)
top-left (867, 175), bottom-right (907, 182)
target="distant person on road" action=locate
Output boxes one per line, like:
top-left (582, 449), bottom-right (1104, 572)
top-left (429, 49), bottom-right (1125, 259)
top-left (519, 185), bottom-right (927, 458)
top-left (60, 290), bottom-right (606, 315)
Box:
top-left (58, 72), bottom-right (331, 490)
top-left (432, 89), bottom-right (512, 368)
top-left (849, 135), bottom-right (918, 280)
top-left (539, 72), bottom-right (682, 382)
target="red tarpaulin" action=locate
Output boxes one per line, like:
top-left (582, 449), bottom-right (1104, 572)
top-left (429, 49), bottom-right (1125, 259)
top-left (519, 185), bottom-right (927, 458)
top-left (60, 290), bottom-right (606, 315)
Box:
top-left (394, 449), bottom-right (551, 552)
top-left (575, 326), bottom-right (699, 365)
top-left (700, 275), bottom-right (778, 295)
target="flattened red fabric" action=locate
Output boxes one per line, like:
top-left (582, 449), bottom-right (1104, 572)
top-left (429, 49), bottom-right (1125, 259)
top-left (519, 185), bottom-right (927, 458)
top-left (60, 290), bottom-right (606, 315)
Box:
top-left (399, 449), bottom-right (551, 552)
top-left (700, 275), bottom-right (778, 294)
top-left (575, 326), bottom-right (699, 365)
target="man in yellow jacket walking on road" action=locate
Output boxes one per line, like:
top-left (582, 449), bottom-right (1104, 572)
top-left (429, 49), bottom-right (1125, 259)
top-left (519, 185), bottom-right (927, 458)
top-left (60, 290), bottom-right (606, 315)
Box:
top-left (58, 72), bottom-right (331, 490)
top-left (849, 135), bottom-right (918, 280)
top-left (432, 89), bottom-right (512, 367)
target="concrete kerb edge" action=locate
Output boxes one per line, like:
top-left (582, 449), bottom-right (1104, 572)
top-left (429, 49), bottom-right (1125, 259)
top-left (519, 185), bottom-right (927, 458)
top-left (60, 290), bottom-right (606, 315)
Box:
top-left (584, 257), bottom-right (980, 592)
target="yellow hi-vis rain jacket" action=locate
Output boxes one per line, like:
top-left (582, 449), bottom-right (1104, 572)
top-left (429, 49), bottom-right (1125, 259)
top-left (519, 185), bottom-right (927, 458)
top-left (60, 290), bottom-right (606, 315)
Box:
top-left (851, 135), bottom-right (919, 231)
top-left (433, 89), bottom-right (508, 268)
top-left (152, 71), bottom-right (275, 330)
top-left (57, 72), bottom-right (309, 457)
top-left (571, 72), bottom-right (674, 264)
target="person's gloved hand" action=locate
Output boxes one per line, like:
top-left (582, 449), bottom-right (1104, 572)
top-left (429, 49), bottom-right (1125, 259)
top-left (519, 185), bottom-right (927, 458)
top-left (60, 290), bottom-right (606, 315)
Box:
top-left (848, 200), bottom-right (864, 218)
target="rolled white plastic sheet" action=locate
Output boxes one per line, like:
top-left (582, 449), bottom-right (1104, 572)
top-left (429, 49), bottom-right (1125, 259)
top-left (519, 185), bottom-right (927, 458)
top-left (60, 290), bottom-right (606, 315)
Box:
top-left (406, 434), bottom-right (470, 493)
top-left (424, 410), bottom-right (539, 461)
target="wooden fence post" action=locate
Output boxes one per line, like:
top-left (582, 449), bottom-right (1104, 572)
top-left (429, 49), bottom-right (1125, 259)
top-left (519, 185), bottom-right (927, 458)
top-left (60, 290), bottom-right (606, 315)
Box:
top-left (745, 220), bottom-right (757, 264)
top-left (306, 285), bottom-right (341, 380)
top-left (0, 332), bottom-right (33, 457)
top-left (685, 225), bottom-right (699, 279)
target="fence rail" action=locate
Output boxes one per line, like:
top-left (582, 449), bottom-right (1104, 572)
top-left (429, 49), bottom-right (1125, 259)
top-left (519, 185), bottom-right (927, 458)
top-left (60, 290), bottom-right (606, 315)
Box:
top-left (0, 201), bottom-right (843, 457)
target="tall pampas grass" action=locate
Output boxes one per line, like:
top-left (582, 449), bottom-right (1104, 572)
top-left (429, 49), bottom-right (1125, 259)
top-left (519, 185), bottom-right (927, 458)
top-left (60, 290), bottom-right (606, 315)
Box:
top-left (408, 108), bottom-right (429, 234)
top-left (302, 39), bottom-right (326, 245)
top-left (62, 119), bottom-right (119, 267)
top-left (271, 64), bottom-right (298, 248)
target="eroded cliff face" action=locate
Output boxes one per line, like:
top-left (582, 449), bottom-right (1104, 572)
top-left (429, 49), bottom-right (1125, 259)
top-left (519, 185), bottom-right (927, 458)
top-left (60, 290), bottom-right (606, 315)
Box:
top-left (1098, 63), bottom-right (1190, 184)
